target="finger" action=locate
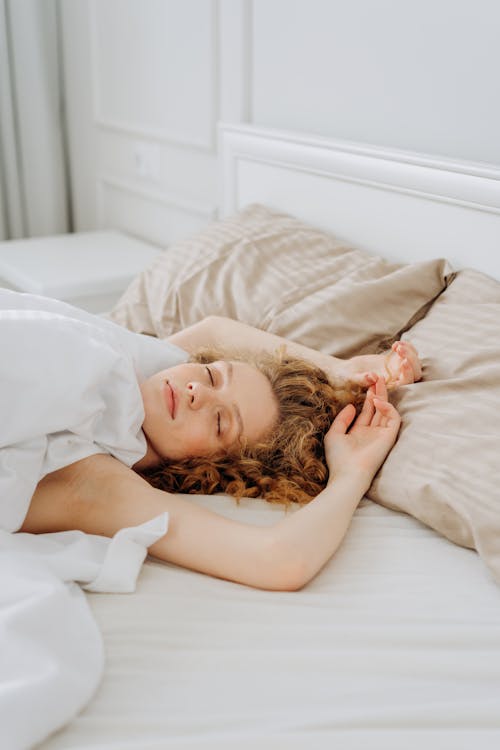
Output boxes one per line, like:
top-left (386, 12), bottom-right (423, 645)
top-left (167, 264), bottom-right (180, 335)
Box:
top-left (398, 341), bottom-right (421, 370)
top-left (371, 380), bottom-right (391, 426)
top-left (396, 358), bottom-right (413, 385)
top-left (364, 371), bottom-right (378, 386)
top-left (328, 403), bottom-right (357, 435)
top-left (371, 397), bottom-right (383, 427)
top-left (374, 374), bottom-right (388, 401)
top-left (374, 398), bottom-right (390, 427)
top-left (405, 340), bottom-right (419, 356)
top-left (394, 341), bottom-right (410, 365)
top-left (356, 388), bottom-right (376, 427)
top-left (407, 343), bottom-right (422, 380)
top-left (373, 398), bottom-right (401, 429)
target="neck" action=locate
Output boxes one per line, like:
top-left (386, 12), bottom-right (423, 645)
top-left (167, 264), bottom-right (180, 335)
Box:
top-left (133, 436), bottom-right (162, 471)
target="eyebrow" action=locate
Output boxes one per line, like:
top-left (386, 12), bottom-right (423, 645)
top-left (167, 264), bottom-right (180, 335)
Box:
top-left (224, 361), bottom-right (244, 441)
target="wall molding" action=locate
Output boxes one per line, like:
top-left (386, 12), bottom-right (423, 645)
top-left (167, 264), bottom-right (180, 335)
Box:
top-left (97, 176), bottom-right (216, 222)
top-left (220, 123), bottom-right (500, 217)
top-left (94, 119), bottom-right (215, 153)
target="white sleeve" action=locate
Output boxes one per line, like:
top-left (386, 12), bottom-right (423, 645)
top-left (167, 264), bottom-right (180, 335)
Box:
top-left (0, 288), bottom-right (188, 379)
top-left (0, 308), bottom-right (148, 532)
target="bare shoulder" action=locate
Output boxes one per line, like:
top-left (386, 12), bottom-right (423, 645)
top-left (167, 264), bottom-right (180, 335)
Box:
top-left (22, 453), bottom-right (300, 591)
top-left (58, 452), bottom-right (150, 498)
top-left (20, 453), bottom-right (153, 534)
top-left (32, 452), bottom-right (138, 487)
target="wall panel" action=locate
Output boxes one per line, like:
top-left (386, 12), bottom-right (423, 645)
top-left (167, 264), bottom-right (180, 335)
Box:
top-left (90, 0), bottom-right (216, 150)
top-left (62, 0), bottom-right (247, 243)
top-left (251, 0), bottom-right (500, 165)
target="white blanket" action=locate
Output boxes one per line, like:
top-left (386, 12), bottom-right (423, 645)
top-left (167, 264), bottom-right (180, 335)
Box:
top-left (0, 290), bottom-right (187, 749)
top-left (0, 289), bottom-right (187, 532)
top-left (0, 515), bottom-right (168, 750)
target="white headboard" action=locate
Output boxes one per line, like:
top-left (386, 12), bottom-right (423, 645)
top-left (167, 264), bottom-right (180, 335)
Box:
top-left (218, 123), bottom-right (500, 280)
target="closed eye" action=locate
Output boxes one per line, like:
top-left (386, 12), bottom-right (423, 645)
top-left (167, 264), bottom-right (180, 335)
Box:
top-left (206, 366), bottom-right (222, 437)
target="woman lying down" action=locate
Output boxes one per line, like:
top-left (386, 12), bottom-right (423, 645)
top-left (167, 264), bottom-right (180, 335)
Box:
top-left (1, 288), bottom-right (421, 591)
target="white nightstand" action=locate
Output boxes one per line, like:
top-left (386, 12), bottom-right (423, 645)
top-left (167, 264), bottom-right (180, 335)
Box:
top-left (0, 230), bottom-right (161, 313)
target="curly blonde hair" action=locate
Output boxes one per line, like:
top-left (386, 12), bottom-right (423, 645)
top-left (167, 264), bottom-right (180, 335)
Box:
top-left (139, 347), bottom-right (366, 508)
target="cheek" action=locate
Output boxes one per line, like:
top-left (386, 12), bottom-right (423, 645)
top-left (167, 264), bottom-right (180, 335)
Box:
top-left (180, 427), bottom-right (212, 456)
top-left (166, 413), bottom-right (209, 453)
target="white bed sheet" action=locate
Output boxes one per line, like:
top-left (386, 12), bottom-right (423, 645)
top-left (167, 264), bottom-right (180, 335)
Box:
top-left (37, 495), bottom-right (500, 750)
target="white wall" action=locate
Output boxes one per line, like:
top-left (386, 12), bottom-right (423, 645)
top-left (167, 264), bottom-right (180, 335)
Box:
top-left (253, 0), bottom-right (500, 164)
top-left (60, 0), bottom-right (500, 246)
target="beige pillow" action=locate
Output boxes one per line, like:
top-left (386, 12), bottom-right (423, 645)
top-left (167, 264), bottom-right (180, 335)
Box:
top-left (368, 269), bottom-right (500, 584)
top-left (110, 204), bottom-right (450, 357)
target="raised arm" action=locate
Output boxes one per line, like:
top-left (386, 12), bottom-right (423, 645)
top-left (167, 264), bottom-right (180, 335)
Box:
top-left (167, 315), bottom-right (345, 374)
top-left (167, 315), bottom-right (421, 388)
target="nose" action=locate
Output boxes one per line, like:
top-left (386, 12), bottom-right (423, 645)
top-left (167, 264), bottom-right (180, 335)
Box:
top-left (186, 381), bottom-right (212, 410)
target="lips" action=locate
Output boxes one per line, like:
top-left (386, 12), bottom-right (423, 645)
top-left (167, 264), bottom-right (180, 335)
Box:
top-left (163, 381), bottom-right (176, 418)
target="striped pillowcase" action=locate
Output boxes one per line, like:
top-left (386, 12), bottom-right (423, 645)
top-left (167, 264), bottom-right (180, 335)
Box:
top-left (368, 269), bottom-right (500, 584)
top-left (109, 204), bottom-right (450, 358)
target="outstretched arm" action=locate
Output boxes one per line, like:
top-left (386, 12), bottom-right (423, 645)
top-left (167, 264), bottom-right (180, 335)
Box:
top-left (167, 315), bottom-right (421, 388)
top-left (20, 453), bottom-right (361, 592)
top-left (21, 454), bottom-right (294, 591)
top-left (20, 378), bottom-right (399, 591)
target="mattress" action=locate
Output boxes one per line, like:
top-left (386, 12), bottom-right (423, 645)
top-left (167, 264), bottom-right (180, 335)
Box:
top-left (38, 494), bottom-right (500, 749)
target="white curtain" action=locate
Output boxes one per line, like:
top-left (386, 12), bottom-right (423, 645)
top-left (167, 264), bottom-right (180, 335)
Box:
top-left (0, 0), bottom-right (70, 240)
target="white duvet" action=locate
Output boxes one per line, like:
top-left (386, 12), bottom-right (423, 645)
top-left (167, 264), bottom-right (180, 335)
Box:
top-left (0, 290), bottom-right (188, 749)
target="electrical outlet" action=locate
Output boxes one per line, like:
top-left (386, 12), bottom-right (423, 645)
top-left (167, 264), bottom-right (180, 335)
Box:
top-left (134, 141), bottom-right (161, 181)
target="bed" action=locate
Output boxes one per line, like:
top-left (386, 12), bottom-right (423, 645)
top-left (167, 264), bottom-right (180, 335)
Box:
top-left (16, 124), bottom-right (500, 748)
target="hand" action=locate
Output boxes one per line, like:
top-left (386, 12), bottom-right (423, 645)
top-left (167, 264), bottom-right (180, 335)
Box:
top-left (384, 341), bottom-right (422, 388)
top-left (344, 340), bottom-right (422, 390)
top-left (324, 375), bottom-right (401, 485)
